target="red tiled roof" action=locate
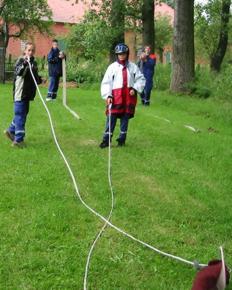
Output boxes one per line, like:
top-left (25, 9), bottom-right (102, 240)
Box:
top-left (155, 3), bottom-right (174, 23)
top-left (47, 0), bottom-right (92, 24)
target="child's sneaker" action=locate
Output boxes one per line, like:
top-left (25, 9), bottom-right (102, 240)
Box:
top-left (12, 141), bottom-right (26, 148)
top-left (116, 138), bottom-right (125, 147)
top-left (99, 140), bottom-right (109, 149)
top-left (46, 96), bottom-right (53, 102)
top-left (4, 130), bottom-right (15, 141)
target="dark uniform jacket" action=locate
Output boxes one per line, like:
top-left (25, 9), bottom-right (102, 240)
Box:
top-left (13, 56), bottom-right (42, 102)
top-left (47, 48), bottom-right (63, 77)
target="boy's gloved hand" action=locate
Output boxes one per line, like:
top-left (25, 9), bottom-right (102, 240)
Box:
top-left (107, 96), bottom-right (113, 105)
top-left (23, 56), bottom-right (30, 65)
top-left (130, 89), bottom-right (136, 96)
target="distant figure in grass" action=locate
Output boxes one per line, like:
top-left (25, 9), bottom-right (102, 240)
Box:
top-left (138, 45), bottom-right (156, 106)
top-left (99, 43), bottom-right (146, 148)
top-left (4, 42), bottom-right (42, 148)
top-left (46, 39), bottom-right (65, 102)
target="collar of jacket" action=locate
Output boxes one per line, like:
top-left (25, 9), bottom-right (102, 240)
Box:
top-left (116, 60), bottom-right (129, 68)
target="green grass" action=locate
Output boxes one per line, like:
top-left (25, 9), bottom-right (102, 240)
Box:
top-left (0, 84), bottom-right (232, 290)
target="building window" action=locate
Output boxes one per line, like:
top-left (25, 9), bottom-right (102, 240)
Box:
top-left (20, 40), bottom-right (28, 52)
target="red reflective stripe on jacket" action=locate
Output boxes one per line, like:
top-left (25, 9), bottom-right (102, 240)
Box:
top-left (106, 65), bottom-right (137, 117)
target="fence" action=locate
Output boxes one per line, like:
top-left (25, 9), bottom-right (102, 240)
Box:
top-left (4, 55), bottom-right (47, 81)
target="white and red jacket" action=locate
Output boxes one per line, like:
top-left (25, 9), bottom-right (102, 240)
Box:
top-left (101, 61), bottom-right (146, 117)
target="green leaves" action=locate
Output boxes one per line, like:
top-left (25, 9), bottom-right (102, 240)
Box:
top-left (195, 0), bottom-right (232, 59)
top-left (67, 11), bottom-right (112, 59)
top-left (1, 0), bottom-right (52, 42)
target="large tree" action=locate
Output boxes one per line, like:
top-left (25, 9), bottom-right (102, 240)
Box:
top-left (195, 0), bottom-right (232, 72)
top-left (210, 0), bottom-right (231, 71)
top-left (142, 0), bottom-right (155, 52)
top-left (0, 0), bottom-right (51, 83)
top-left (170, 0), bottom-right (195, 92)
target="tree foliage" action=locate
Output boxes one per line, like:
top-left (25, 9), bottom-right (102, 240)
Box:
top-left (155, 15), bottom-right (173, 62)
top-left (0, 0), bottom-right (52, 82)
top-left (70, 0), bottom-right (156, 59)
top-left (0, 0), bottom-right (52, 47)
top-left (67, 11), bottom-right (113, 59)
top-left (195, 0), bottom-right (232, 69)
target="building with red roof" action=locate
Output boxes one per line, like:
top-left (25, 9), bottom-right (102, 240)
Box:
top-left (6, 1), bottom-right (174, 61)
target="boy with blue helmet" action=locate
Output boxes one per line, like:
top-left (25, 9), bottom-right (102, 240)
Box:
top-left (99, 43), bottom-right (146, 148)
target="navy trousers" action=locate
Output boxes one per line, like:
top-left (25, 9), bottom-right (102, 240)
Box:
top-left (8, 100), bottom-right (30, 142)
top-left (48, 76), bottom-right (60, 99)
top-left (103, 114), bottom-right (129, 142)
top-left (141, 79), bottom-right (153, 105)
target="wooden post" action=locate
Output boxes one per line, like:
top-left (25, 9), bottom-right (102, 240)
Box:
top-left (0, 47), bottom-right (5, 83)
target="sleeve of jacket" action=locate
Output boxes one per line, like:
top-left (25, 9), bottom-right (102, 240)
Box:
top-left (47, 50), bottom-right (59, 64)
top-left (132, 64), bottom-right (146, 94)
top-left (15, 58), bottom-right (28, 77)
top-left (101, 64), bottom-right (114, 100)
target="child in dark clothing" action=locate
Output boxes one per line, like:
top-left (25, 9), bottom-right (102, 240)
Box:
top-left (4, 42), bottom-right (42, 148)
top-left (138, 46), bottom-right (156, 106)
top-left (46, 39), bottom-right (65, 101)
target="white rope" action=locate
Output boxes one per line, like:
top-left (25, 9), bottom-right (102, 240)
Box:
top-left (184, 125), bottom-right (200, 133)
top-left (28, 60), bottom-right (208, 286)
top-left (153, 115), bottom-right (200, 132)
top-left (62, 58), bottom-right (81, 120)
top-left (154, 115), bottom-right (171, 123)
top-left (83, 104), bottom-right (114, 290)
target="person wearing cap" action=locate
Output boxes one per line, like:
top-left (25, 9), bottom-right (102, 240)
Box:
top-left (99, 43), bottom-right (146, 148)
top-left (138, 45), bottom-right (156, 106)
top-left (46, 39), bottom-right (65, 101)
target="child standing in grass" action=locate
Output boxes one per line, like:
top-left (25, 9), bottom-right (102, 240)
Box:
top-left (46, 39), bottom-right (65, 101)
top-left (99, 43), bottom-right (145, 148)
top-left (138, 45), bottom-right (156, 106)
top-left (4, 42), bottom-right (42, 148)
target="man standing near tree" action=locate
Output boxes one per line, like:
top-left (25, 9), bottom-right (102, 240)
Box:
top-left (138, 46), bottom-right (156, 106)
top-left (46, 39), bottom-right (65, 101)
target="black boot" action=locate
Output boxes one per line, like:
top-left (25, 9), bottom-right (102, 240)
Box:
top-left (116, 138), bottom-right (125, 147)
top-left (99, 140), bottom-right (109, 149)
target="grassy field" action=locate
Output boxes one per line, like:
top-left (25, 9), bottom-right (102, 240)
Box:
top-left (0, 83), bottom-right (232, 290)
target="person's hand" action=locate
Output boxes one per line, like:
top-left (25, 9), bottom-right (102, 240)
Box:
top-left (59, 51), bottom-right (65, 59)
top-left (107, 97), bottom-right (113, 105)
top-left (130, 89), bottom-right (136, 96)
top-left (140, 52), bottom-right (147, 61)
top-left (23, 55), bottom-right (30, 65)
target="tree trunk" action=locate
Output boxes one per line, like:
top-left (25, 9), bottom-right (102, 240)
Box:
top-left (109, 0), bottom-right (125, 62)
top-left (158, 47), bottom-right (164, 63)
top-left (170, 0), bottom-right (195, 92)
top-left (210, 0), bottom-right (231, 72)
top-left (142, 0), bottom-right (155, 53)
top-left (0, 23), bottom-right (6, 83)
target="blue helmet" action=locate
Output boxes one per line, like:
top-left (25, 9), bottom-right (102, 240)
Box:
top-left (115, 43), bottom-right (129, 55)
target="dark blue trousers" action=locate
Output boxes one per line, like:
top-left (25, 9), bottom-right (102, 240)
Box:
top-left (48, 76), bottom-right (60, 99)
top-left (141, 79), bottom-right (153, 105)
top-left (103, 114), bottom-right (129, 142)
top-left (8, 100), bottom-right (30, 142)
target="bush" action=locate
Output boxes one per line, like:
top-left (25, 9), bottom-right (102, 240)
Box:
top-left (154, 64), bottom-right (171, 91)
top-left (66, 55), bottom-right (108, 84)
top-left (187, 64), bottom-right (232, 101)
